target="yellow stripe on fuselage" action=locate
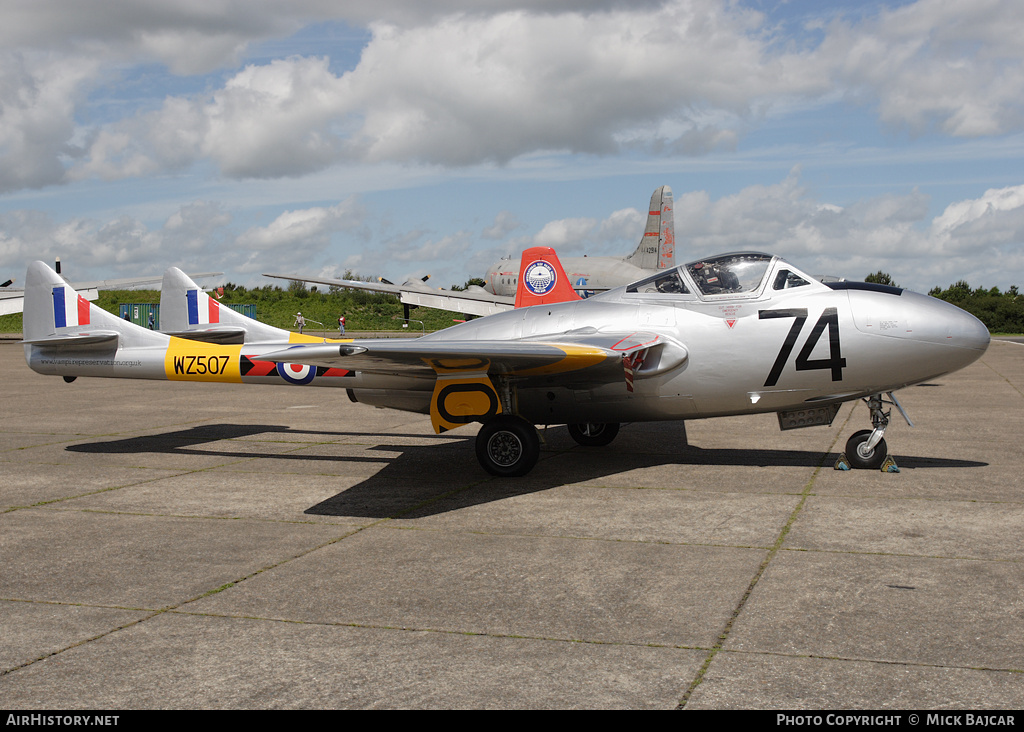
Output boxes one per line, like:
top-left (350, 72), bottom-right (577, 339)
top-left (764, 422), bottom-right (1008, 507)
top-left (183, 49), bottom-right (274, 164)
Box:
top-left (165, 339), bottom-right (243, 382)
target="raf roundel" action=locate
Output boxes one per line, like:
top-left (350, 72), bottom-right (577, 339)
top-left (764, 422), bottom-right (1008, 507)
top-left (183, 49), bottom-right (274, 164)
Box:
top-left (276, 362), bottom-right (316, 385)
top-left (523, 260), bottom-right (557, 296)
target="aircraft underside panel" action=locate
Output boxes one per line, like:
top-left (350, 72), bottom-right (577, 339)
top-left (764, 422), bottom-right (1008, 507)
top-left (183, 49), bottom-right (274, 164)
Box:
top-left (347, 388), bottom-right (432, 414)
top-left (514, 385), bottom-right (699, 424)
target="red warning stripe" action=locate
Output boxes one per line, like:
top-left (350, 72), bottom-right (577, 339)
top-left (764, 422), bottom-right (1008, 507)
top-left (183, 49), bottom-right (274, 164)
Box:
top-left (240, 356), bottom-right (276, 377)
top-left (319, 367), bottom-right (352, 378)
top-left (622, 349), bottom-right (648, 393)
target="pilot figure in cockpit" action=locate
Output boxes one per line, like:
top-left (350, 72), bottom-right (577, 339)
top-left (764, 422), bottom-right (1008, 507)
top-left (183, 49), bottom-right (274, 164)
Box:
top-left (692, 261), bottom-right (740, 293)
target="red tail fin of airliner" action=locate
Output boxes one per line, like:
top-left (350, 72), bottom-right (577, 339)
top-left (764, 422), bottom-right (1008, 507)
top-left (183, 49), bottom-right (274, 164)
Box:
top-left (514, 247), bottom-right (582, 308)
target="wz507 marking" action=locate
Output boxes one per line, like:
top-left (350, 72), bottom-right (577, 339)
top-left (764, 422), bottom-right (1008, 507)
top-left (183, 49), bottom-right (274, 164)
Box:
top-left (173, 354), bottom-right (231, 376)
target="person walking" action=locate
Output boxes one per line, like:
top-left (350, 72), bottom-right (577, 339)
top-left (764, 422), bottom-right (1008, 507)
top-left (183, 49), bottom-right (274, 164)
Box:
top-left (294, 312), bottom-right (305, 334)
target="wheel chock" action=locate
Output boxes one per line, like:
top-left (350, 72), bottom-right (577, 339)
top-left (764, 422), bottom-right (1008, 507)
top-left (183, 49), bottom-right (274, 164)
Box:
top-left (834, 454), bottom-right (851, 471)
top-left (880, 455), bottom-right (900, 473)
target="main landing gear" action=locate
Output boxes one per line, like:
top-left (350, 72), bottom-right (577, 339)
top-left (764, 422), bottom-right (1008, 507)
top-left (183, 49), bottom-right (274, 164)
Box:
top-left (839, 392), bottom-right (913, 471)
top-left (567, 422), bottom-right (620, 447)
top-left (474, 419), bottom-right (624, 476)
top-left (476, 415), bottom-right (540, 477)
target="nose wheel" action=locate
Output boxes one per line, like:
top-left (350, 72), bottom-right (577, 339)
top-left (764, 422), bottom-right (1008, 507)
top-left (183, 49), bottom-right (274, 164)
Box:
top-left (844, 429), bottom-right (888, 470)
top-left (837, 392), bottom-right (913, 471)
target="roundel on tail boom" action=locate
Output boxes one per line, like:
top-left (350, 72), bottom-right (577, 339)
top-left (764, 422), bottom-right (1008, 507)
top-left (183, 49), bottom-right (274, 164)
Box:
top-left (276, 362), bottom-right (316, 385)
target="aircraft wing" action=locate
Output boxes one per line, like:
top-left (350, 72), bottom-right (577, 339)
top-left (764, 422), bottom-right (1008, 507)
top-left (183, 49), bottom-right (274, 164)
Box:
top-left (398, 287), bottom-right (514, 317)
top-left (21, 330), bottom-right (121, 349)
top-left (263, 272), bottom-right (515, 317)
top-left (257, 339), bottom-right (612, 378)
top-left (1, 272), bottom-right (221, 317)
top-left (1, 289), bottom-right (28, 317)
top-left (256, 330), bottom-right (686, 382)
top-left (69, 272), bottom-right (222, 291)
top-left (264, 273), bottom-right (405, 296)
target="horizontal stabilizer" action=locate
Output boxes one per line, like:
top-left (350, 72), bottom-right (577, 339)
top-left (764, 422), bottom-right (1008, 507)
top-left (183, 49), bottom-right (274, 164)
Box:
top-left (162, 327), bottom-right (249, 345)
top-left (22, 331), bottom-right (120, 349)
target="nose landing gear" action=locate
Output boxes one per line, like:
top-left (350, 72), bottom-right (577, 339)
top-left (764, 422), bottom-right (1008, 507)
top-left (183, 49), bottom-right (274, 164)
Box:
top-left (838, 392), bottom-right (913, 471)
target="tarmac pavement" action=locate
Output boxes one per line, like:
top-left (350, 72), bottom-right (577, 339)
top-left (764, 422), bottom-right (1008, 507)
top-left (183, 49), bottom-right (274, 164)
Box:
top-left (0, 339), bottom-right (1021, 709)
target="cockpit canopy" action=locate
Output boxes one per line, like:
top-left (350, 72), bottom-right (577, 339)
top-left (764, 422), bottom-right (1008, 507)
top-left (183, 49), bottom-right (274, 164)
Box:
top-left (626, 252), bottom-right (814, 299)
top-left (686, 253), bottom-right (773, 295)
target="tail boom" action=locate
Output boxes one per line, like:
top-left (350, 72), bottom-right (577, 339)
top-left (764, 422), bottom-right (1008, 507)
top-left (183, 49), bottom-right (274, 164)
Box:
top-left (24, 261), bottom-right (357, 387)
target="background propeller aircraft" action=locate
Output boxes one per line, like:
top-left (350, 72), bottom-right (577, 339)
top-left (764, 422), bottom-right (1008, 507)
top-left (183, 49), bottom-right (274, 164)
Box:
top-left (23, 241), bottom-right (988, 477)
top-left (263, 185), bottom-right (676, 319)
top-left (481, 184), bottom-right (676, 297)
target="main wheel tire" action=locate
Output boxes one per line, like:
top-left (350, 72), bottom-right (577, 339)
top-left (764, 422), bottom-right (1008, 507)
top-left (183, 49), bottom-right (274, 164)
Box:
top-left (476, 416), bottom-right (540, 477)
top-left (845, 429), bottom-right (888, 470)
top-left (567, 422), bottom-right (620, 447)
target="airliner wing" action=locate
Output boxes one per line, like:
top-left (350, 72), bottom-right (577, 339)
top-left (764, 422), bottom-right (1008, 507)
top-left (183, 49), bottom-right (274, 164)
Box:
top-left (1, 272), bottom-right (221, 317)
top-left (70, 273), bottom-right (222, 291)
top-left (1, 287), bottom-right (95, 317)
top-left (263, 272), bottom-right (515, 317)
top-left (0, 289), bottom-right (29, 317)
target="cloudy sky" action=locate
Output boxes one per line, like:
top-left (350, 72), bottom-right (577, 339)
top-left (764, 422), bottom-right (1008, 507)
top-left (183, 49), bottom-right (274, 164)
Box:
top-left (2, 0), bottom-right (1024, 294)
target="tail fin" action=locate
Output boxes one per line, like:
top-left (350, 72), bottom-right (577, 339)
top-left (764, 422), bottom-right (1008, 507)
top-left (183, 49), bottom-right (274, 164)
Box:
top-left (22, 261), bottom-right (167, 349)
top-left (160, 267), bottom-right (288, 344)
top-left (623, 185), bottom-right (675, 270)
top-left (514, 247), bottom-right (582, 308)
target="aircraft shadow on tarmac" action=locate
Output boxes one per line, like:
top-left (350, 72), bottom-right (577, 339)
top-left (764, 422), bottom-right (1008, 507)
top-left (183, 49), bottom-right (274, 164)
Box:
top-left (66, 423), bottom-right (988, 519)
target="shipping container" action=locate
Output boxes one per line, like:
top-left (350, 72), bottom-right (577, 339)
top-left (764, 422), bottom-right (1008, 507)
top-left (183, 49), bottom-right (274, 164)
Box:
top-left (119, 303), bottom-right (160, 329)
top-left (118, 302), bottom-right (257, 330)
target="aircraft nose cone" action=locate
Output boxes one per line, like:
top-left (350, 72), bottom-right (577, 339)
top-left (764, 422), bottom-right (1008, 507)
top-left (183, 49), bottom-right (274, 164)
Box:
top-left (900, 290), bottom-right (988, 353)
top-left (945, 301), bottom-right (990, 352)
top-left (962, 309), bottom-right (991, 351)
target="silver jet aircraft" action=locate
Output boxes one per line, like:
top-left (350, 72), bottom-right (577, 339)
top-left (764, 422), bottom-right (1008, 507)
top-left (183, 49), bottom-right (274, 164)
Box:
top-left (22, 246), bottom-right (988, 477)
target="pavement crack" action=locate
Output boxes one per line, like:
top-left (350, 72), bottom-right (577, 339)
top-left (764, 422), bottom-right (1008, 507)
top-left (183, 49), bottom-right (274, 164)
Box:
top-left (675, 410), bottom-right (853, 709)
